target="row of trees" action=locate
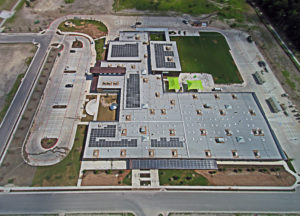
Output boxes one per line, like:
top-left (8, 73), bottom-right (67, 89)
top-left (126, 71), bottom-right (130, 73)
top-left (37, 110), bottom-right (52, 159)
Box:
top-left (252, 0), bottom-right (300, 50)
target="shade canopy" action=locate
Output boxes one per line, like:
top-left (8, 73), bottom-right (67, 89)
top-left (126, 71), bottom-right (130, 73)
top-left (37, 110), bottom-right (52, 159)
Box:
top-left (167, 77), bottom-right (180, 90)
top-left (187, 80), bottom-right (204, 90)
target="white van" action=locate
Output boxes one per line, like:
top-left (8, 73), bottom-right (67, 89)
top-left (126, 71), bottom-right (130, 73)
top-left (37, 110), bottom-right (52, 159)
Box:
top-left (212, 87), bottom-right (222, 91)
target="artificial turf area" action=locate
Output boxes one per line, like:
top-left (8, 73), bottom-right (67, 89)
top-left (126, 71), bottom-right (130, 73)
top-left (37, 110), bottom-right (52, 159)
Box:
top-left (171, 32), bottom-right (243, 84)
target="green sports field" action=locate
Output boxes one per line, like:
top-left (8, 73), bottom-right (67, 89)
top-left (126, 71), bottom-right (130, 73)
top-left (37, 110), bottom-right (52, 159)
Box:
top-left (171, 32), bottom-right (243, 84)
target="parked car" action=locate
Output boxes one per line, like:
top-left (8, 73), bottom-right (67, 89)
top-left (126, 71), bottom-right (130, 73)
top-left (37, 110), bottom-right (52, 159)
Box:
top-left (70, 50), bottom-right (76, 53)
top-left (65, 84), bottom-right (73, 88)
top-left (212, 87), bottom-right (222, 91)
top-left (258, 61), bottom-right (266, 67)
top-left (182, 20), bottom-right (188, 24)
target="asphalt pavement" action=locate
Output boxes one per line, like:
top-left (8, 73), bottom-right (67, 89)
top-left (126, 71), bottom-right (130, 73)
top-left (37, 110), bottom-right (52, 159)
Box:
top-left (0, 189), bottom-right (300, 215)
top-left (0, 33), bottom-right (53, 160)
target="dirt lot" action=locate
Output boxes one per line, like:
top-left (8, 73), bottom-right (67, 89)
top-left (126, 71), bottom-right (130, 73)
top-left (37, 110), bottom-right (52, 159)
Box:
top-left (0, 47), bottom-right (60, 186)
top-left (81, 170), bottom-right (131, 186)
top-left (0, 0), bottom-right (18, 10)
top-left (0, 44), bottom-right (36, 111)
top-left (196, 165), bottom-right (296, 187)
top-left (3, 0), bottom-right (114, 33)
top-left (97, 94), bottom-right (117, 121)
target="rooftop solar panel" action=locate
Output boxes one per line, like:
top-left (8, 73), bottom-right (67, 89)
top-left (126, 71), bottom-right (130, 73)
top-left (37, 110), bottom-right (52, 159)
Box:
top-left (126, 74), bottom-right (140, 108)
top-left (89, 139), bottom-right (137, 147)
top-left (111, 44), bottom-right (139, 58)
top-left (151, 137), bottom-right (184, 147)
top-left (129, 159), bottom-right (217, 169)
top-left (154, 44), bottom-right (176, 68)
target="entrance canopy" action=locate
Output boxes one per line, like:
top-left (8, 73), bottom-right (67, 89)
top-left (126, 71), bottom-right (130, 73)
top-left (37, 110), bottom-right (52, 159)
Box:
top-left (167, 77), bottom-right (180, 90)
top-left (187, 80), bottom-right (204, 90)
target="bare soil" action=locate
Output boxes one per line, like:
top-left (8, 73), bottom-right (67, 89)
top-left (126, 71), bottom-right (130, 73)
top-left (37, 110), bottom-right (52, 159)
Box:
top-left (195, 165), bottom-right (296, 186)
top-left (3, 0), bottom-right (114, 33)
top-left (0, 0), bottom-right (18, 10)
top-left (97, 94), bottom-right (117, 121)
top-left (0, 44), bottom-right (36, 111)
top-left (0, 47), bottom-right (60, 186)
top-left (81, 170), bottom-right (131, 186)
top-left (72, 23), bottom-right (107, 39)
top-left (72, 40), bottom-right (83, 48)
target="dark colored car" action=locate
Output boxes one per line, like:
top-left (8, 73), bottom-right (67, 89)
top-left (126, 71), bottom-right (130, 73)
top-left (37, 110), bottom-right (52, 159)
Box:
top-left (135, 22), bottom-right (142, 25)
top-left (65, 84), bottom-right (73, 88)
top-left (182, 20), bottom-right (188, 24)
top-left (258, 61), bottom-right (266, 67)
top-left (70, 50), bottom-right (76, 53)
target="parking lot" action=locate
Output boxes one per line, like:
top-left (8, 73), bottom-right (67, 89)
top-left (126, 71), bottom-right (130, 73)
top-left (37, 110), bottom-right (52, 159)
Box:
top-left (24, 36), bottom-right (92, 166)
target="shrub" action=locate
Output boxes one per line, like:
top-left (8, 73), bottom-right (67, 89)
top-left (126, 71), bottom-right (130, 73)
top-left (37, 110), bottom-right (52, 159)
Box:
top-left (173, 175), bottom-right (179, 180)
top-left (7, 178), bottom-right (14, 184)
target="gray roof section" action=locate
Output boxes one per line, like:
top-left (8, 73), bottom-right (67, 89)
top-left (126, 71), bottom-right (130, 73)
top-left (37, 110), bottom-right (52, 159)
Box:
top-left (83, 73), bottom-right (283, 161)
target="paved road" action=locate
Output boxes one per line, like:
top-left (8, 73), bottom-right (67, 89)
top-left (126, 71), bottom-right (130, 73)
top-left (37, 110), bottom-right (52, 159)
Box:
top-left (0, 33), bottom-right (53, 160)
top-left (0, 189), bottom-right (300, 215)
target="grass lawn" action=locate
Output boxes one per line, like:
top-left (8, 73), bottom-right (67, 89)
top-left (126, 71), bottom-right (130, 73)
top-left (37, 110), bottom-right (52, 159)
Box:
top-left (171, 32), bottom-right (243, 84)
top-left (282, 70), bottom-right (296, 90)
top-left (59, 19), bottom-right (107, 32)
top-left (32, 125), bottom-right (87, 186)
top-left (95, 38), bottom-right (106, 61)
top-left (150, 32), bottom-right (165, 41)
top-left (122, 171), bottom-right (132, 185)
top-left (58, 19), bottom-right (108, 39)
top-left (113, 0), bottom-right (247, 22)
top-left (159, 170), bottom-right (208, 186)
top-left (64, 0), bottom-right (74, 3)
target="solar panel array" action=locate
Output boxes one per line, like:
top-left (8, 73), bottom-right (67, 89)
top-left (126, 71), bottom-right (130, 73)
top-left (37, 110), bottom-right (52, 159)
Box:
top-left (111, 44), bottom-right (139, 57)
top-left (126, 74), bottom-right (140, 108)
top-left (129, 159), bottom-right (217, 169)
top-left (90, 125), bottom-right (116, 138)
top-left (151, 137), bottom-right (184, 147)
top-left (89, 139), bottom-right (138, 147)
top-left (88, 125), bottom-right (137, 147)
top-left (154, 44), bottom-right (176, 68)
